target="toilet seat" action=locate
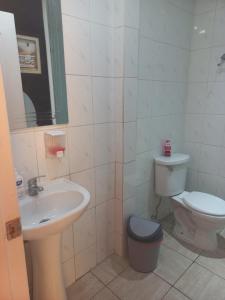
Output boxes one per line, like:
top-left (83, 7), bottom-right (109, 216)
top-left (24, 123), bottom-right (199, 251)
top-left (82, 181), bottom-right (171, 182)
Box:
top-left (181, 192), bottom-right (225, 217)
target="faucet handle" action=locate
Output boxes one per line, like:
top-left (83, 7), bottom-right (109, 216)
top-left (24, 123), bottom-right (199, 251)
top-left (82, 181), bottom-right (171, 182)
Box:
top-left (28, 175), bottom-right (45, 186)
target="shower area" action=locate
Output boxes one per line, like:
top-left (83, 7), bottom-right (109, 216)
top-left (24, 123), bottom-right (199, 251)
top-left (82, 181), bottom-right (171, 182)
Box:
top-left (115, 0), bottom-right (225, 255)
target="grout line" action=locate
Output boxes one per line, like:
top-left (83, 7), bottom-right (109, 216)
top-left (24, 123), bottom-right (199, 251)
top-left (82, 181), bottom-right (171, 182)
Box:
top-left (194, 260), bottom-right (225, 282)
top-left (161, 240), bottom-right (201, 262)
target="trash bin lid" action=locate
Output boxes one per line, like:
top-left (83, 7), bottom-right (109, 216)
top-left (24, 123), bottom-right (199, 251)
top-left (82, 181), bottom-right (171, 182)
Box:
top-left (127, 215), bottom-right (163, 243)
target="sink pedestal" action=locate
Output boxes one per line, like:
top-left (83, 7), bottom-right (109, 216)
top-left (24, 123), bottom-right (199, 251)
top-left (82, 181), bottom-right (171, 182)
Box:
top-left (30, 233), bottom-right (67, 300)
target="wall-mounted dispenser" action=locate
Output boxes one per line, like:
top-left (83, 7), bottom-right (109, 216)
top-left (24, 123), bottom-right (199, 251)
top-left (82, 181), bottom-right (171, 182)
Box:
top-left (44, 130), bottom-right (66, 159)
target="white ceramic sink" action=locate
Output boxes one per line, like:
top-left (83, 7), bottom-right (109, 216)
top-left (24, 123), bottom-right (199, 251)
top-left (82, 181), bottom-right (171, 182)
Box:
top-left (20, 178), bottom-right (90, 240)
top-left (19, 178), bottom-right (90, 300)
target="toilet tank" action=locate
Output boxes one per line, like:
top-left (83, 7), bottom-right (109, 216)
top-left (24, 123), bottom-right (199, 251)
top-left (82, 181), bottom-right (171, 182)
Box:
top-left (155, 153), bottom-right (190, 197)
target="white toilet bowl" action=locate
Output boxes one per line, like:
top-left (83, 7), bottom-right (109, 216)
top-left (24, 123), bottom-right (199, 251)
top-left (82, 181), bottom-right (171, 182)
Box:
top-left (155, 153), bottom-right (225, 251)
top-left (172, 191), bottom-right (225, 251)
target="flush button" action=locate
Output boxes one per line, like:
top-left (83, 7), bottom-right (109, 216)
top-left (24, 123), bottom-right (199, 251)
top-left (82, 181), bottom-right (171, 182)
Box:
top-left (6, 218), bottom-right (22, 240)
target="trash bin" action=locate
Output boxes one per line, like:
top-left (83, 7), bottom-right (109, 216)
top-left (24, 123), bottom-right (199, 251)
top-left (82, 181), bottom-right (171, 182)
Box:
top-left (127, 215), bottom-right (163, 273)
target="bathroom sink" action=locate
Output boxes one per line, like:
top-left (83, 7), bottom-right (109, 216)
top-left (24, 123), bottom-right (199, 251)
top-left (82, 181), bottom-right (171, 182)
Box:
top-left (20, 178), bottom-right (90, 240)
top-left (19, 178), bottom-right (90, 300)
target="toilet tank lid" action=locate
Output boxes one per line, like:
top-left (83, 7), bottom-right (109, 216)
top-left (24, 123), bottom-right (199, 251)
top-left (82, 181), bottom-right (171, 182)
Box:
top-left (155, 153), bottom-right (190, 166)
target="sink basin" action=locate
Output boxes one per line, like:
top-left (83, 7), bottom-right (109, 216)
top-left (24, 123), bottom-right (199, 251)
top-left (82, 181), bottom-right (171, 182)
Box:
top-left (20, 178), bottom-right (90, 240)
top-left (19, 178), bottom-right (90, 300)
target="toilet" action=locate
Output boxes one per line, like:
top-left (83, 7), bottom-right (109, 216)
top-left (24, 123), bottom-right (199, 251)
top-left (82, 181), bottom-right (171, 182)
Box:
top-left (154, 153), bottom-right (225, 251)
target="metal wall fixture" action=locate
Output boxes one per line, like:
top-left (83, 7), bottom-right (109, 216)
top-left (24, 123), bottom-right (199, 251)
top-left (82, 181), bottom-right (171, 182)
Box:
top-left (217, 53), bottom-right (225, 66)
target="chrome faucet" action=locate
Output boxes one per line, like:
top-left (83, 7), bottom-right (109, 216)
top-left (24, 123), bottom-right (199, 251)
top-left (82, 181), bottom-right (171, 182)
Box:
top-left (27, 176), bottom-right (44, 196)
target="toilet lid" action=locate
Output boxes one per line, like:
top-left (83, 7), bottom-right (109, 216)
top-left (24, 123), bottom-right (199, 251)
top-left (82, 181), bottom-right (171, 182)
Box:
top-left (183, 192), bottom-right (225, 217)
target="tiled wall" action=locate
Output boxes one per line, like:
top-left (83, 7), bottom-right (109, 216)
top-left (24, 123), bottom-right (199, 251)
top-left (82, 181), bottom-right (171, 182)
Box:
top-left (114, 0), bottom-right (194, 256)
top-left (185, 0), bottom-right (225, 199)
top-left (10, 0), bottom-right (125, 288)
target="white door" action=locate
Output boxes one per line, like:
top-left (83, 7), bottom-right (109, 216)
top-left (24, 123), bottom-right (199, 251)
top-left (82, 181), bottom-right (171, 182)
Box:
top-left (0, 11), bottom-right (26, 130)
top-left (0, 66), bottom-right (30, 298)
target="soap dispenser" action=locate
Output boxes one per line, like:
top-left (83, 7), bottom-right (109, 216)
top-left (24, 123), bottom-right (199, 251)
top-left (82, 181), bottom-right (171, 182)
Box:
top-left (15, 169), bottom-right (25, 198)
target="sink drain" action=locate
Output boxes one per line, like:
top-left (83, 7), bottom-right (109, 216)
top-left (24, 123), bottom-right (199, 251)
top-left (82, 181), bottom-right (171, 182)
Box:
top-left (39, 218), bottom-right (51, 224)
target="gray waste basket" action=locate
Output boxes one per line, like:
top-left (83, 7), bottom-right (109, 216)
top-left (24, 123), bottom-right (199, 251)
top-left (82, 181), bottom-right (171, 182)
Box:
top-left (127, 215), bottom-right (163, 273)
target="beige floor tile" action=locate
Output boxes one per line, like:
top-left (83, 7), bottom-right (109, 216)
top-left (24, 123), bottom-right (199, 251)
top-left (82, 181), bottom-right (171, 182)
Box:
top-left (196, 250), bottom-right (225, 279)
top-left (154, 245), bottom-right (192, 284)
top-left (163, 231), bottom-right (201, 261)
top-left (92, 254), bottom-right (128, 284)
top-left (92, 287), bottom-right (119, 300)
top-left (110, 254), bottom-right (129, 269)
top-left (67, 272), bottom-right (103, 300)
top-left (163, 288), bottom-right (189, 300)
top-left (175, 263), bottom-right (225, 300)
top-left (108, 267), bottom-right (171, 300)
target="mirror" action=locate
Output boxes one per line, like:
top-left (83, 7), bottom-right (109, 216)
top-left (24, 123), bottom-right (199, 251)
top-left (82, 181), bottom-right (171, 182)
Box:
top-left (0, 0), bottom-right (68, 129)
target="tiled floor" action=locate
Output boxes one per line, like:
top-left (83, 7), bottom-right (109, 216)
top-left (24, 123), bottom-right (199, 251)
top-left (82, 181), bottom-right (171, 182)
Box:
top-left (67, 215), bottom-right (225, 300)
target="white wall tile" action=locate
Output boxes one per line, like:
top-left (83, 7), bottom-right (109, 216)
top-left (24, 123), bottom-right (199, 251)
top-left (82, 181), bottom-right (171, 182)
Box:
top-left (61, 0), bottom-right (91, 20)
top-left (218, 148), bottom-right (225, 178)
top-left (189, 49), bottom-right (210, 82)
top-left (11, 132), bottom-right (38, 183)
top-left (205, 83), bottom-right (225, 115)
top-left (124, 78), bottom-right (138, 122)
top-left (115, 123), bottom-right (123, 163)
top-left (66, 75), bottom-right (93, 126)
top-left (136, 181), bottom-right (152, 217)
top-left (136, 118), bottom-right (151, 153)
top-left (114, 198), bottom-right (123, 234)
top-left (75, 244), bottom-right (96, 279)
top-left (95, 163), bottom-right (115, 205)
top-left (91, 24), bottom-right (113, 76)
top-left (73, 208), bottom-right (96, 254)
top-left (123, 197), bottom-right (137, 228)
top-left (62, 225), bottom-right (74, 263)
top-left (123, 122), bottom-right (137, 163)
top-left (198, 172), bottom-right (219, 196)
top-left (124, 28), bottom-right (139, 77)
top-left (113, 28), bottom-right (124, 77)
top-left (199, 145), bottom-right (221, 175)
top-left (138, 80), bottom-right (152, 118)
top-left (212, 8), bottom-right (225, 46)
top-left (70, 169), bottom-right (96, 208)
top-left (68, 126), bottom-right (94, 173)
top-left (63, 16), bottom-right (91, 75)
top-left (124, 0), bottom-right (140, 29)
top-left (184, 142), bottom-right (201, 171)
top-left (91, 0), bottom-right (113, 26)
top-left (115, 163), bottom-right (123, 200)
top-left (113, 0), bottom-right (125, 27)
top-left (139, 37), bottom-right (189, 81)
top-left (217, 0), bottom-right (225, 9)
top-left (191, 12), bottom-right (214, 50)
top-left (140, 0), bottom-right (192, 49)
top-left (94, 124), bottom-right (115, 166)
top-left (186, 170), bottom-right (199, 191)
top-left (194, 0), bottom-right (217, 15)
top-left (93, 77), bottom-right (115, 123)
top-left (169, 0), bottom-right (194, 13)
top-left (62, 257), bottom-right (76, 288)
top-left (136, 151), bottom-right (154, 186)
top-left (96, 200), bottom-right (114, 263)
top-left (208, 46), bottom-right (225, 82)
top-left (202, 115), bottom-right (225, 146)
top-left (123, 161), bottom-right (137, 200)
top-left (186, 83), bottom-right (207, 114)
top-left (185, 115), bottom-right (204, 143)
